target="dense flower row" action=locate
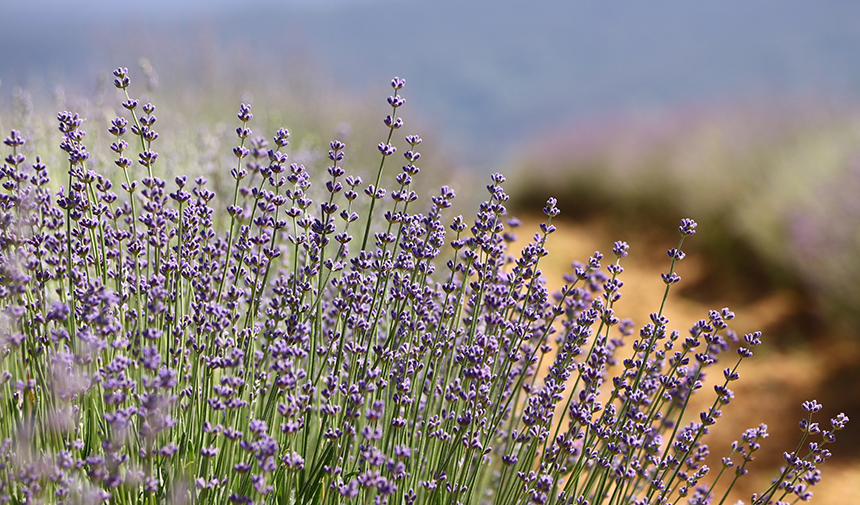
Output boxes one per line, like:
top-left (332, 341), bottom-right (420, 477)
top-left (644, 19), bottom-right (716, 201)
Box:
top-left (0, 69), bottom-right (847, 504)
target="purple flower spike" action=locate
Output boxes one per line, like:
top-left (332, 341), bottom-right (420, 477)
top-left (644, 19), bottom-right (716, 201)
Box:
top-left (238, 103), bottom-right (253, 122)
top-left (802, 400), bottom-right (822, 414)
top-left (3, 130), bottom-right (25, 148)
top-left (542, 197), bottom-right (560, 218)
top-left (612, 241), bottom-right (629, 258)
top-left (113, 67), bottom-right (131, 88)
top-left (679, 218), bottom-right (698, 236)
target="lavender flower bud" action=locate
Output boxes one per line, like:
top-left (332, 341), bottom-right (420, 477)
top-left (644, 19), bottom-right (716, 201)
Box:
top-left (113, 67), bottom-right (130, 87)
top-left (378, 143), bottom-right (396, 156)
top-left (384, 115), bottom-right (403, 128)
top-left (661, 272), bottom-right (681, 285)
top-left (612, 241), bottom-right (629, 258)
top-left (667, 248), bottom-right (685, 260)
top-left (274, 128), bottom-right (290, 147)
top-left (238, 103), bottom-right (252, 122)
top-left (679, 218), bottom-right (698, 236)
top-left (802, 400), bottom-right (822, 413)
top-left (3, 130), bottom-right (25, 147)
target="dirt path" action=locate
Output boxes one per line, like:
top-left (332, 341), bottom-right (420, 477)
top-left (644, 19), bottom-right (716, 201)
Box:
top-left (512, 216), bottom-right (860, 504)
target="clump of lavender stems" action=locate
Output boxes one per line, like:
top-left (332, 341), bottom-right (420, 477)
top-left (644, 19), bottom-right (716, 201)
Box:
top-left (0, 68), bottom-right (848, 505)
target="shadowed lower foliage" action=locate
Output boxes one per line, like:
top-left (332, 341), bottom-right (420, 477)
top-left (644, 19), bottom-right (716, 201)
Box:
top-left (0, 69), bottom-right (848, 504)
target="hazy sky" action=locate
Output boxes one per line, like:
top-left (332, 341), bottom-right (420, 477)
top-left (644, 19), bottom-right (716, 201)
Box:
top-left (3, 0), bottom-right (859, 166)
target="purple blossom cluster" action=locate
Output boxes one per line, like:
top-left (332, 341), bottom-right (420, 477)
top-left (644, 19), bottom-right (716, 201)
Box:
top-left (0, 69), bottom-right (848, 505)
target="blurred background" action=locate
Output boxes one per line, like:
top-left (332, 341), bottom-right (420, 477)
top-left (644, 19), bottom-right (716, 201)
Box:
top-left (1, 0), bottom-right (859, 501)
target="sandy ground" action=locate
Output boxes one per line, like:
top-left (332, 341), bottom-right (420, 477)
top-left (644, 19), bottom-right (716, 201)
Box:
top-left (510, 216), bottom-right (860, 505)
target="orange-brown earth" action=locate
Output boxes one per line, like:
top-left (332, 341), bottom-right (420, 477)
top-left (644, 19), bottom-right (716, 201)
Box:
top-left (510, 216), bottom-right (860, 504)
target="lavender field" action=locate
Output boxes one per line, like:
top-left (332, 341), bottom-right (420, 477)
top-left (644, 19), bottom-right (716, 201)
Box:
top-left (2, 1), bottom-right (860, 503)
top-left (0, 66), bottom-right (852, 504)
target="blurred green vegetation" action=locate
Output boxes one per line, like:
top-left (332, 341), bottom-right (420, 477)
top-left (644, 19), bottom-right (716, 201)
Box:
top-left (508, 102), bottom-right (860, 335)
top-left (0, 58), bottom-right (457, 230)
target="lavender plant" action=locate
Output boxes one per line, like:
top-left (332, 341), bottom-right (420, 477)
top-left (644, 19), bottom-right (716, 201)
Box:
top-left (0, 68), bottom-right (848, 505)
